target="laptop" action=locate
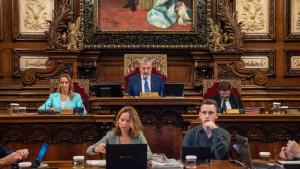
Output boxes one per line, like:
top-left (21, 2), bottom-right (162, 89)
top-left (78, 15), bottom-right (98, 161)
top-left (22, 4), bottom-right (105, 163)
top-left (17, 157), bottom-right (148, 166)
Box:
top-left (93, 83), bottom-right (123, 97)
top-left (163, 83), bottom-right (184, 97)
top-left (31, 142), bottom-right (49, 168)
top-left (233, 135), bottom-right (275, 169)
top-left (106, 144), bottom-right (147, 169)
top-left (181, 146), bottom-right (212, 163)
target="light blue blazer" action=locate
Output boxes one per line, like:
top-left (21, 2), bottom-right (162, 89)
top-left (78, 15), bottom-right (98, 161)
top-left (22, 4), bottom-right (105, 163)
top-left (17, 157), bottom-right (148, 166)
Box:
top-left (38, 92), bottom-right (87, 114)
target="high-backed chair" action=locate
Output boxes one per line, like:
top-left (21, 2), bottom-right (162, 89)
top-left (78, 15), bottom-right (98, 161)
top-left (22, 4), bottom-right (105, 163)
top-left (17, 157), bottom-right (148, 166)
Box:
top-left (124, 54), bottom-right (168, 90)
top-left (50, 79), bottom-right (89, 111)
top-left (203, 79), bottom-right (241, 99)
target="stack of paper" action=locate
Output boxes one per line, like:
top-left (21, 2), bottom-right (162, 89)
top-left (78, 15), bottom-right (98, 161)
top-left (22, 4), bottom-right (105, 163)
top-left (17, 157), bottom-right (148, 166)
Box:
top-left (152, 159), bottom-right (184, 169)
top-left (245, 107), bottom-right (261, 114)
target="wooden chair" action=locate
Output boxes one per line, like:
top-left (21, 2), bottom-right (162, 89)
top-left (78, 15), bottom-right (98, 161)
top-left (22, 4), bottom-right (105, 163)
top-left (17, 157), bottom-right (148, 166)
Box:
top-left (50, 79), bottom-right (90, 111)
top-left (123, 54), bottom-right (168, 90)
top-left (203, 79), bottom-right (241, 99)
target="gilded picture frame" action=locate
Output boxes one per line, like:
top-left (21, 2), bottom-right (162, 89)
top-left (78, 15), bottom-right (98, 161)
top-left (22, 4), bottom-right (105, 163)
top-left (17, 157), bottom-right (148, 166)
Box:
top-left (284, 0), bottom-right (300, 41)
top-left (81, 0), bottom-right (209, 50)
top-left (235, 0), bottom-right (275, 41)
top-left (0, 0), bottom-right (3, 41)
top-left (241, 49), bottom-right (275, 77)
top-left (284, 49), bottom-right (300, 77)
top-left (12, 0), bottom-right (55, 41)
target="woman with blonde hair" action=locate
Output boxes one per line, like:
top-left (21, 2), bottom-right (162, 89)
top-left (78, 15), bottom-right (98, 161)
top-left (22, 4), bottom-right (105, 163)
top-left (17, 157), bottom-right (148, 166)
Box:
top-left (38, 73), bottom-right (87, 114)
top-left (86, 106), bottom-right (152, 159)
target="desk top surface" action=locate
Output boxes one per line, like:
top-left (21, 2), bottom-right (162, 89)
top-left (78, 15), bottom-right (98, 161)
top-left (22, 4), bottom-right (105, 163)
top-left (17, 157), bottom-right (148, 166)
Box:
top-left (14, 160), bottom-right (243, 169)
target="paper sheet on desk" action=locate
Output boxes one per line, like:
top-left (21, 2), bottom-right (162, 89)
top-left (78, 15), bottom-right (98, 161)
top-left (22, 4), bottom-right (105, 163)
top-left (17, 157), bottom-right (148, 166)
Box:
top-left (277, 160), bottom-right (300, 164)
top-left (152, 159), bottom-right (183, 169)
top-left (86, 160), bottom-right (106, 167)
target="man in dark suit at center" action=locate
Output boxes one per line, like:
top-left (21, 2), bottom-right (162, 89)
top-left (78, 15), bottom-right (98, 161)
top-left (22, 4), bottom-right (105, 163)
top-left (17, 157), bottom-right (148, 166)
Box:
top-left (209, 81), bottom-right (244, 113)
top-left (127, 57), bottom-right (164, 96)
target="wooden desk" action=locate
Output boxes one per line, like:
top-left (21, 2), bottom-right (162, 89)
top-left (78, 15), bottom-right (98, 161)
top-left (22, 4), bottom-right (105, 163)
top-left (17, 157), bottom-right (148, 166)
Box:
top-left (16, 160), bottom-right (243, 169)
top-left (1, 114), bottom-right (300, 161)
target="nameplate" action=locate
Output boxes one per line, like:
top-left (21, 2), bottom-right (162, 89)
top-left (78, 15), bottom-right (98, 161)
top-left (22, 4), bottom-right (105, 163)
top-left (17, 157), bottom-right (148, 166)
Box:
top-left (140, 92), bottom-right (160, 98)
top-left (225, 109), bottom-right (240, 114)
top-left (61, 108), bottom-right (73, 115)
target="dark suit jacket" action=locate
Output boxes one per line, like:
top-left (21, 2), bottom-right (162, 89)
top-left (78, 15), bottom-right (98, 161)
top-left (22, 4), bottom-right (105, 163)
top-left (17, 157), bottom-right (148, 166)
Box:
top-left (0, 144), bottom-right (13, 158)
top-left (209, 93), bottom-right (244, 113)
top-left (127, 74), bottom-right (164, 96)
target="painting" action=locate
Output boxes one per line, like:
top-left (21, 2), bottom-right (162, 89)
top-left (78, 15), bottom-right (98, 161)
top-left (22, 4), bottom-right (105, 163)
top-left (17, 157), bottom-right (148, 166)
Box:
top-left (284, 0), bottom-right (300, 41)
top-left (98, 0), bottom-right (193, 31)
top-left (235, 0), bottom-right (275, 41)
top-left (12, 0), bottom-right (54, 41)
top-left (285, 49), bottom-right (300, 76)
top-left (241, 49), bottom-right (275, 76)
top-left (81, 0), bottom-right (209, 49)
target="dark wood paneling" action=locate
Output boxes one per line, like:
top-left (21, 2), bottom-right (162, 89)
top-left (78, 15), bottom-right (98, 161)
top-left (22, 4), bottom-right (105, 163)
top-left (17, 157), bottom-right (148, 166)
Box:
top-left (2, 114), bottom-right (300, 160)
top-left (0, 0), bottom-right (3, 41)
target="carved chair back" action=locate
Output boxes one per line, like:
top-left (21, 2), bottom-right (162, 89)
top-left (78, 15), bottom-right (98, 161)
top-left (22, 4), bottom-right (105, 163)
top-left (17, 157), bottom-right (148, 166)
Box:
top-left (124, 54), bottom-right (168, 89)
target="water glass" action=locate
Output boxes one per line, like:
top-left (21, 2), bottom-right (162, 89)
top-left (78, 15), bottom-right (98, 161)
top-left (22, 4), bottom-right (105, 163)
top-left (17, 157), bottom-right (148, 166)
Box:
top-left (19, 107), bottom-right (26, 114)
top-left (73, 156), bottom-right (85, 169)
top-left (185, 155), bottom-right (197, 169)
top-left (259, 152), bottom-right (271, 161)
top-left (7, 103), bottom-right (19, 115)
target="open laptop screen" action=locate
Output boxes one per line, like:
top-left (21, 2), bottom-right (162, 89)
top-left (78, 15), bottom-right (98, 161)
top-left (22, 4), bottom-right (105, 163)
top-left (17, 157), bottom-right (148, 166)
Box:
top-left (106, 144), bottom-right (147, 169)
top-left (32, 142), bottom-right (49, 168)
top-left (163, 83), bottom-right (184, 97)
top-left (93, 84), bottom-right (123, 97)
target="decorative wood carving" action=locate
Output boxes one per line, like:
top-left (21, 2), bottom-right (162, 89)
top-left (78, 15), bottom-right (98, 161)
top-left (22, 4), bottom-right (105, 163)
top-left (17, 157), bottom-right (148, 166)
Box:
top-left (0, 0), bottom-right (3, 41)
top-left (217, 0), bottom-right (245, 52)
top-left (21, 59), bottom-right (64, 85)
top-left (78, 60), bottom-right (97, 81)
top-left (217, 61), bottom-right (268, 85)
top-left (0, 122), bottom-right (113, 144)
top-left (0, 48), bottom-right (3, 77)
top-left (46, 0), bottom-right (73, 50)
top-left (194, 60), bottom-right (213, 87)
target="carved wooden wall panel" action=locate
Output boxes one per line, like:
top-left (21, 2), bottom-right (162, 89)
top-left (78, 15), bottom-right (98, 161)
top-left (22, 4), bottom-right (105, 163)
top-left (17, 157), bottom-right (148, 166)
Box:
top-left (12, 0), bottom-right (55, 41)
top-left (0, 0), bottom-right (3, 41)
top-left (0, 48), bottom-right (3, 77)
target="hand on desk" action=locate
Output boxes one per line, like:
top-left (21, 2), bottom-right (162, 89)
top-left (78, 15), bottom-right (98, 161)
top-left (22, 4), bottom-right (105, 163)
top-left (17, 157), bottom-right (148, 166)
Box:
top-left (279, 140), bottom-right (300, 160)
top-left (0, 149), bottom-right (29, 165)
top-left (94, 143), bottom-right (106, 154)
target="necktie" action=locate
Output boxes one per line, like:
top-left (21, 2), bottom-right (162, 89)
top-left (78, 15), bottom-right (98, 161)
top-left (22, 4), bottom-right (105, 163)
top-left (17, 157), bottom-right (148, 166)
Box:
top-left (143, 77), bottom-right (150, 92)
top-left (222, 99), bottom-right (227, 111)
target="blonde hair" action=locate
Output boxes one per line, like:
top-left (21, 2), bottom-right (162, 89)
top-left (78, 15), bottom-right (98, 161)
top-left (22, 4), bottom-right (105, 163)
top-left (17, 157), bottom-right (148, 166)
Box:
top-left (114, 106), bottom-right (143, 137)
top-left (57, 73), bottom-right (74, 100)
